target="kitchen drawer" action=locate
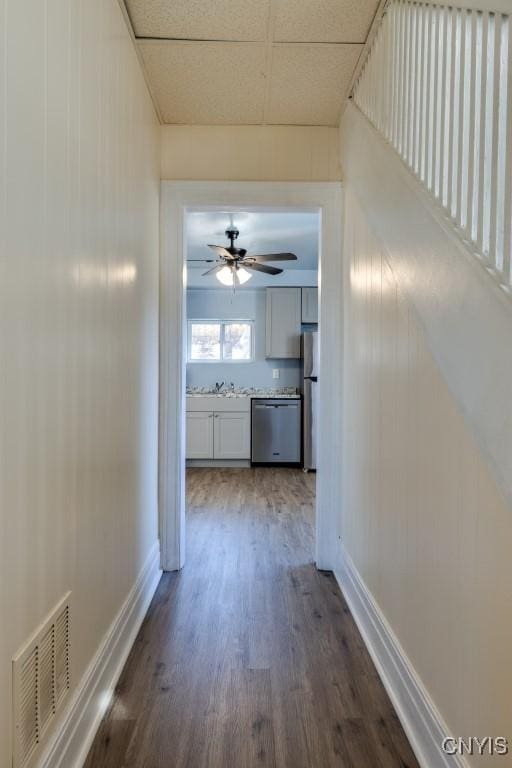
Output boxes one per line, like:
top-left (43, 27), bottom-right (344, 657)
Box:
top-left (186, 395), bottom-right (250, 413)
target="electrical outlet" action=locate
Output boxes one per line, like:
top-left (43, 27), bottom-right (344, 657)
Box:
top-left (272, 369), bottom-right (280, 379)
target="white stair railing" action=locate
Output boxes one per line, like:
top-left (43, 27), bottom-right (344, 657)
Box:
top-left (352, 1), bottom-right (512, 291)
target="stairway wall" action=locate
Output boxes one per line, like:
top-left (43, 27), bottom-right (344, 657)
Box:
top-left (340, 104), bottom-right (512, 761)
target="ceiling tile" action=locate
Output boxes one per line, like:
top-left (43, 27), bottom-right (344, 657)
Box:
top-left (138, 42), bottom-right (267, 124)
top-left (266, 44), bottom-right (362, 126)
top-left (272, 0), bottom-right (379, 44)
top-left (126, 0), bottom-right (270, 41)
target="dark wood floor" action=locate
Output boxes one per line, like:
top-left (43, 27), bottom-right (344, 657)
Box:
top-left (85, 468), bottom-right (419, 768)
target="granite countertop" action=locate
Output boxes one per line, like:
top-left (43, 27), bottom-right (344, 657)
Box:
top-left (186, 387), bottom-right (300, 399)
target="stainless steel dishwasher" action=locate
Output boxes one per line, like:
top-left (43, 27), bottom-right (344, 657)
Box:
top-left (251, 398), bottom-right (301, 465)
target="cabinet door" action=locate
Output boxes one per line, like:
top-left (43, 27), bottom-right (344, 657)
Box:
top-left (301, 287), bottom-right (318, 323)
top-left (265, 287), bottom-right (301, 358)
top-left (186, 412), bottom-right (214, 459)
top-left (213, 412), bottom-right (250, 459)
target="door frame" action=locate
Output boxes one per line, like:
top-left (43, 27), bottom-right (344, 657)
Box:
top-left (159, 181), bottom-right (344, 571)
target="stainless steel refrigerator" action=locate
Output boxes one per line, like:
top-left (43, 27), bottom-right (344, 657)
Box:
top-left (302, 331), bottom-right (318, 470)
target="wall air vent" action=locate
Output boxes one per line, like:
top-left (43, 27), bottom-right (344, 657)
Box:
top-left (12, 593), bottom-right (71, 768)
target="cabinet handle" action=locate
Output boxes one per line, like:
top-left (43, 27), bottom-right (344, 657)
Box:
top-left (209, 414), bottom-right (213, 419)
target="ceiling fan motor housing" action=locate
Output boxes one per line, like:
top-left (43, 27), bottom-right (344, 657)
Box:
top-left (225, 228), bottom-right (241, 255)
top-left (225, 228), bottom-right (239, 242)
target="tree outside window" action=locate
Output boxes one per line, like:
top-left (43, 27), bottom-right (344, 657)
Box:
top-left (188, 321), bottom-right (253, 362)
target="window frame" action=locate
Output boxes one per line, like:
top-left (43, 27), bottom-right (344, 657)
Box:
top-left (187, 319), bottom-right (255, 363)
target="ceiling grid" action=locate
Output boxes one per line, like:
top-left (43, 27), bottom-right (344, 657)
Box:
top-left (124, 0), bottom-right (379, 125)
top-left (262, 0), bottom-right (276, 126)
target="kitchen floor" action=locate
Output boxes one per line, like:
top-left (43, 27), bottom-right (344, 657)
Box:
top-left (84, 468), bottom-right (418, 768)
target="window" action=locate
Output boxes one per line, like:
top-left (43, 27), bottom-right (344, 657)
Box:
top-left (188, 321), bottom-right (253, 362)
top-left (188, 322), bottom-right (221, 361)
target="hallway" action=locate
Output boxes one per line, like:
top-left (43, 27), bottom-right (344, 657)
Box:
top-left (4, 0), bottom-right (512, 765)
top-left (85, 469), bottom-right (418, 767)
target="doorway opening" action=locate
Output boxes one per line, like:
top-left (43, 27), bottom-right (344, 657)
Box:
top-left (159, 181), bottom-right (343, 574)
top-left (183, 207), bottom-right (320, 567)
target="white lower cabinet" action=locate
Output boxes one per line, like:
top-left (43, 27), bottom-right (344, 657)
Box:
top-left (186, 399), bottom-right (250, 460)
top-left (213, 412), bottom-right (250, 459)
top-left (186, 412), bottom-right (214, 459)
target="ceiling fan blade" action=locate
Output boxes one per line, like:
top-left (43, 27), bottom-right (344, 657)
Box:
top-left (202, 265), bottom-right (224, 276)
top-left (244, 262), bottom-right (282, 276)
top-left (187, 258), bottom-right (216, 262)
top-left (208, 244), bottom-right (232, 259)
top-left (248, 253), bottom-right (297, 262)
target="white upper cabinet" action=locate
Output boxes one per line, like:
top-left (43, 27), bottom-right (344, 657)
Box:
top-left (265, 288), bottom-right (302, 359)
top-left (301, 287), bottom-right (318, 324)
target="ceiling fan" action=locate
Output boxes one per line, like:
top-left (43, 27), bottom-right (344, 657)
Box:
top-left (187, 228), bottom-right (297, 287)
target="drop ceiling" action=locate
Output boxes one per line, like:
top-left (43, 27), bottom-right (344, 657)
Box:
top-left (123, 0), bottom-right (379, 125)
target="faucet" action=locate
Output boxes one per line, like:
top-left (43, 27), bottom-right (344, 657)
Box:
top-left (214, 381), bottom-right (225, 393)
top-left (229, 382), bottom-right (235, 392)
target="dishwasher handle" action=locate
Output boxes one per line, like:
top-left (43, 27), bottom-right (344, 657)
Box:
top-left (254, 403), bottom-right (298, 409)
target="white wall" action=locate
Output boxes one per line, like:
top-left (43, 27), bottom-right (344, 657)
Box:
top-left (340, 106), bottom-right (512, 764)
top-left (161, 125), bottom-right (341, 181)
top-left (0, 1), bottom-right (160, 766)
top-left (186, 288), bottom-right (303, 390)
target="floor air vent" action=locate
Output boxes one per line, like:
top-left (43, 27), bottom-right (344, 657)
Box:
top-left (12, 593), bottom-right (71, 768)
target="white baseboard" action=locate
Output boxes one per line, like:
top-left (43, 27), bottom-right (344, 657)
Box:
top-left (335, 546), bottom-right (468, 768)
top-left (39, 540), bottom-right (162, 768)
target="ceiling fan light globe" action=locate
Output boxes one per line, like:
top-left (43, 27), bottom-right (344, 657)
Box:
top-left (237, 267), bottom-right (252, 284)
top-left (216, 265), bottom-right (235, 286)
top-left (215, 264), bottom-right (253, 287)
